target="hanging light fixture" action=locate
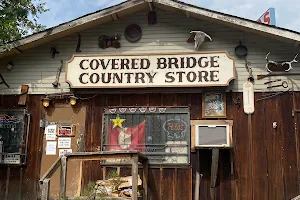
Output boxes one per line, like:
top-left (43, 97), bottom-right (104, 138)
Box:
top-left (69, 96), bottom-right (77, 106)
top-left (42, 97), bottom-right (50, 107)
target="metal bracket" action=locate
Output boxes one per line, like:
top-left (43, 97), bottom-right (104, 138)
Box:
top-left (40, 119), bottom-right (57, 128)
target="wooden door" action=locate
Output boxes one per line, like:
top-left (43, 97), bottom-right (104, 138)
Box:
top-left (40, 105), bottom-right (86, 199)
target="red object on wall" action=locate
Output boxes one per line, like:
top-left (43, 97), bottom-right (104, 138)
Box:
top-left (107, 120), bottom-right (146, 151)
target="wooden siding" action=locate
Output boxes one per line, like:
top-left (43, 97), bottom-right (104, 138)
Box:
top-left (0, 92), bottom-right (299, 199)
top-left (0, 9), bottom-right (299, 95)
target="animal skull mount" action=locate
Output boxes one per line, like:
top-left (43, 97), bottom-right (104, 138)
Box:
top-left (98, 34), bottom-right (121, 49)
top-left (265, 52), bottom-right (298, 72)
top-left (188, 31), bottom-right (212, 50)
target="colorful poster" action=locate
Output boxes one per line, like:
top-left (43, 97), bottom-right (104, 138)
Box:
top-left (107, 118), bottom-right (145, 151)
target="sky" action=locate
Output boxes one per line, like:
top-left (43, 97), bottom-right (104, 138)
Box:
top-left (37, 0), bottom-right (300, 32)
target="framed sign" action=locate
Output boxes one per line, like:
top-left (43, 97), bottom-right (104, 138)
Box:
top-left (58, 125), bottom-right (75, 137)
top-left (102, 107), bottom-right (190, 165)
top-left (202, 92), bottom-right (226, 118)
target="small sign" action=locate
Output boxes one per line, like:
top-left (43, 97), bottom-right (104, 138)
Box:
top-left (243, 81), bottom-right (255, 114)
top-left (45, 124), bottom-right (57, 135)
top-left (46, 141), bottom-right (57, 155)
top-left (58, 126), bottom-right (73, 136)
top-left (4, 154), bottom-right (20, 164)
top-left (58, 138), bottom-right (71, 148)
top-left (163, 119), bottom-right (187, 140)
top-left (59, 149), bottom-right (72, 156)
top-left (257, 8), bottom-right (276, 26)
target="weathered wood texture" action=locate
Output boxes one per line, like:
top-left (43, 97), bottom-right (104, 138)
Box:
top-left (0, 95), bottom-right (44, 200)
top-left (0, 92), bottom-right (300, 199)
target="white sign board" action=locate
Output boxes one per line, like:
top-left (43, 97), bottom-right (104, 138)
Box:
top-left (66, 52), bottom-right (235, 88)
top-left (59, 149), bottom-right (72, 156)
top-left (58, 138), bottom-right (71, 148)
top-left (4, 154), bottom-right (20, 164)
top-left (243, 81), bottom-right (255, 114)
top-left (46, 141), bottom-right (57, 155)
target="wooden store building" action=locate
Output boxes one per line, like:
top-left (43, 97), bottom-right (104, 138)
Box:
top-left (0, 0), bottom-right (300, 199)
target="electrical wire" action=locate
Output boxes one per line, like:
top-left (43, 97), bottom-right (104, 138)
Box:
top-left (74, 93), bottom-right (100, 100)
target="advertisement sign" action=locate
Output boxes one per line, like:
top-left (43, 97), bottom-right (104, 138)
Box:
top-left (257, 8), bottom-right (276, 26)
top-left (66, 52), bottom-right (235, 88)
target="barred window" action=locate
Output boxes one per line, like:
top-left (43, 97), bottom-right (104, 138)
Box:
top-left (102, 107), bottom-right (190, 165)
top-left (0, 109), bottom-right (29, 165)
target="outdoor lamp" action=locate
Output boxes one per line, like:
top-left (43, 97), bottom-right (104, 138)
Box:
top-left (69, 96), bottom-right (77, 106)
top-left (42, 97), bottom-right (50, 107)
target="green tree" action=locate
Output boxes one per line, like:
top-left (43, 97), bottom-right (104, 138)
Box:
top-left (0, 0), bottom-right (48, 45)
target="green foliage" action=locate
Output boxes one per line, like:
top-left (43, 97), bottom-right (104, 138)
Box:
top-left (83, 181), bottom-right (96, 197)
top-left (0, 0), bottom-right (49, 45)
top-left (106, 169), bottom-right (126, 192)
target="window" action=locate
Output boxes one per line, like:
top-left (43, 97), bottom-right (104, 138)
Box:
top-left (0, 109), bottom-right (29, 165)
top-left (102, 107), bottom-right (190, 165)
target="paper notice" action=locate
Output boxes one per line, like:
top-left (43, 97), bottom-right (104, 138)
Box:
top-left (45, 124), bottom-right (57, 135)
top-left (46, 141), bottom-right (57, 155)
top-left (59, 149), bottom-right (72, 156)
top-left (4, 154), bottom-right (20, 164)
top-left (58, 138), bottom-right (71, 148)
top-left (46, 133), bottom-right (56, 141)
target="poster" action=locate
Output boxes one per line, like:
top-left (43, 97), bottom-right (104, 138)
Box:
top-left (59, 149), bottom-right (72, 156)
top-left (46, 141), bottom-right (57, 155)
top-left (4, 154), bottom-right (20, 164)
top-left (58, 138), bottom-right (71, 148)
top-left (45, 124), bottom-right (57, 140)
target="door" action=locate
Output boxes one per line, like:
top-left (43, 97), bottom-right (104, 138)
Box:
top-left (40, 105), bottom-right (86, 199)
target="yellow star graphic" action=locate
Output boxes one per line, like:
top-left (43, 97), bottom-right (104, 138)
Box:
top-left (111, 116), bottom-right (125, 128)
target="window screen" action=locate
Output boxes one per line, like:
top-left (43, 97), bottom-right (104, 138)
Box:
top-left (0, 109), bottom-right (27, 164)
top-left (102, 107), bottom-right (190, 164)
top-left (197, 126), bottom-right (227, 145)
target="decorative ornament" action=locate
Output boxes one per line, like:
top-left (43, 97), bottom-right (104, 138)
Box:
top-left (50, 47), bottom-right (59, 58)
top-left (52, 60), bottom-right (63, 88)
top-left (187, 31), bottom-right (212, 50)
top-left (265, 52), bottom-right (298, 72)
top-left (98, 34), bottom-right (120, 49)
top-left (111, 115), bottom-right (125, 128)
top-left (76, 33), bottom-right (81, 52)
top-left (124, 24), bottom-right (142, 43)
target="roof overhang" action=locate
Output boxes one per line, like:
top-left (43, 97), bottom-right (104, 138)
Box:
top-left (1, 0), bottom-right (300, 58)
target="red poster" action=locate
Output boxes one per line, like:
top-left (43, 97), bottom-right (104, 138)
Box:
top-left (107, 120), bottom-right (145, 151)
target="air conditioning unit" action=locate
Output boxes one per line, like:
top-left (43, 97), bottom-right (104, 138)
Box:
top-left (195, 123), bottom-right (232, 148)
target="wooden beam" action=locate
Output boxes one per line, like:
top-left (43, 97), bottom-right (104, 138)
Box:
top-left (39, 156), bottom-right (61, 183)
top-left (132, 155), bottom-right (139, 200)
top-left (18, 85), bottom-right (29, 106)
top-left (4, 167), bottom-right (10, 200)
top-left (148, 2), bottom-right (153, 11)
top-left (210, 148), bottom-right (219, 188)
top-left (18, 167), bottom-right (23, 200)
top-left (59, 156), bottom-right (67, 199)
top-left (142, 158), bottom-right (149, 200)
top-left (40, 178), bottom-right (50, 200)
top-left (111, 13), bottom-right (119, 21)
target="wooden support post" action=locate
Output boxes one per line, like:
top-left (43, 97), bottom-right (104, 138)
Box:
top-left (143, 159), bottom-right (149, 200)
top-left (132, 155), bottom-right (139, 200)
top-left (19, 167), bottom-right (23, 200)
top-left (41, 178), bottom-right (50, 200)
top-left (4, 167), bottom-right (10, 200)
top-left (59, 156), bottom-right (67, 199)
top-left (210, 148), bottom-right (219, 200)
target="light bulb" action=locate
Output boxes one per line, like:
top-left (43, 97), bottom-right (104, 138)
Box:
top-left (69, 96), bottom-right (77, 106)
top-left (42, 98), bottom-right (50, 107)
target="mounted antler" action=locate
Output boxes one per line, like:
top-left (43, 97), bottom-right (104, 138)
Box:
top-left (265, 52), bottom-right (298, 72)
top-left (189, 31), bottom-right (212, 50)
